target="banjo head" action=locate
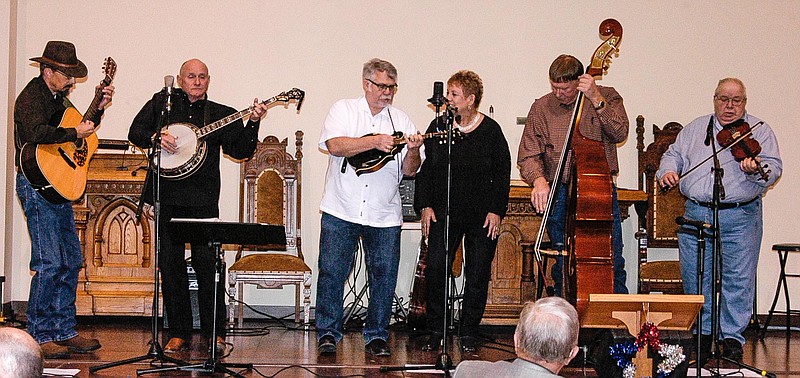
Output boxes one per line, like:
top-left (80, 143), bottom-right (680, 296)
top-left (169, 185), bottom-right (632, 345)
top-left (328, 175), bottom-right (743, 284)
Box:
top-left (159, 122), bottom-right (207, 179)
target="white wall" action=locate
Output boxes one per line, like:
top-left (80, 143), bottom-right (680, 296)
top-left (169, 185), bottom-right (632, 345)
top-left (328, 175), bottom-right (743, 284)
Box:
top-left (4, 1), bottom-right (800, 314)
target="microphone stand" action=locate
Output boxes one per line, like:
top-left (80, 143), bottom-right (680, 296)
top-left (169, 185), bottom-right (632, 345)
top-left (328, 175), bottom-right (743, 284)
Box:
top-left (91, 87), bottom-right (187, 374)
top-left (437, 103), bottom-right (457, 373)
top-left (686, 119), bottom-right (775, 378)
top-left (381, 90), bottom-right (456, 376)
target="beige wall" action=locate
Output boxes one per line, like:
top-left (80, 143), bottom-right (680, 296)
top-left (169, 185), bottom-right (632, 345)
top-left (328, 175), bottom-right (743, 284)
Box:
top-left (3, 1), bottom-right (800, 313)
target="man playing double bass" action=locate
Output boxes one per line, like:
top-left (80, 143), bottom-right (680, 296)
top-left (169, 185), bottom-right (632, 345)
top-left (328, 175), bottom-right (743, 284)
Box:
top-left (517, 54), bottom-right (630, 296)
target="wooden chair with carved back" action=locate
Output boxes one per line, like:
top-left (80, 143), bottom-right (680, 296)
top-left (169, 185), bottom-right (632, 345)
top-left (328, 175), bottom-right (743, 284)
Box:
top-left (636, 115), bottom-right (687, 294)
top-left (227, 131), bottom-right (311, 326)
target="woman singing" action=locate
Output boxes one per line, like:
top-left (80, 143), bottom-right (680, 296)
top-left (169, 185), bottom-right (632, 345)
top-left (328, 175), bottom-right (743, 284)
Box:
top-left (414, 70), bottom-right (511, 353)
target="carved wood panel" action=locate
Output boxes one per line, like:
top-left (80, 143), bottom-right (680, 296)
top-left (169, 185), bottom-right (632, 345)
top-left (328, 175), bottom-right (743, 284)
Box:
top-left (481, 181), bottom-right (645, 325)
top-left (73, 152), bottom-right (157, 316)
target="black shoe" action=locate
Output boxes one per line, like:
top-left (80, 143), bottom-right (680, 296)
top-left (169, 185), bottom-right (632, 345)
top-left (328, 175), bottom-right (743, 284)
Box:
top-left (722, 338), bottom-right (743, 361)
top-left (460, 335), bottom-right (478, 353)
top-left (365, 338), bottom-right (391, 357)
top-left (694, 334), bottom-right (713, 366)
top-left (422, 333), bottom-right (442, 352)
top-left (318, 335), bottom-right (336, 355)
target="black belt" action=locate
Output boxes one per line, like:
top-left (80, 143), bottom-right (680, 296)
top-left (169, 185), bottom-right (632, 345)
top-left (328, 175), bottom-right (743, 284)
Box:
top-left (693, 197), bottom-right (758, 210)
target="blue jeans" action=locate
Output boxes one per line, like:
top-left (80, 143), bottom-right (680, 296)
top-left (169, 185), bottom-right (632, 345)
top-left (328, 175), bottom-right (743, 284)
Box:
top-left (547, 184), bottom-right (628, 295)
top-left (16, 173), bottom-right (82, 344)
top-left (678, 199), bottom-right (761, 345)
top-left (315, 213), bottom-right (401, 344)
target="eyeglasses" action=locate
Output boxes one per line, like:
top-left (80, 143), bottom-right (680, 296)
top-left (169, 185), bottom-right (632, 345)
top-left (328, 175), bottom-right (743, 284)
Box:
top-left (714, 95), bottom-right (745, 106)
top-left (366, 78), bottom-right (398, 93)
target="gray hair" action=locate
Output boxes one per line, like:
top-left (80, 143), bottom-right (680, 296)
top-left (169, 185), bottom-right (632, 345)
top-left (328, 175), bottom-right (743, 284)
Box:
top-left (0, 328), bottom-right (43, 378)
top-left (715, 77), bottom-right (747, 99)
top-left (515, 297), bottom-right (579, 362)
top-left (362, 58), bottom-right (398, 81)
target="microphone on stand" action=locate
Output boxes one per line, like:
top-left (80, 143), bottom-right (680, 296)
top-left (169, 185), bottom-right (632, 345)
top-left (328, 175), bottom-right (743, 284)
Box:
top-left (676, 216), bottom-right (713, 230)
top-left (704, 115), bottom-right (714, 146)
top-left (428, 81), bottom-right (446, 107)
top-left (164, 75), bottom-right (174, 113)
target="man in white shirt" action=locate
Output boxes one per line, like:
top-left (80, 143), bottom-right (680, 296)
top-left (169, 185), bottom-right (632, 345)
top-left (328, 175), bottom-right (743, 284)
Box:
top-left (315, 58), bottom-right (423, 357)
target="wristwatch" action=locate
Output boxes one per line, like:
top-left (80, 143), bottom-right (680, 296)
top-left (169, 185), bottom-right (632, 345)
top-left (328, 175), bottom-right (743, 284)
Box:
top-left (594, 100), bottom-right (606, 111)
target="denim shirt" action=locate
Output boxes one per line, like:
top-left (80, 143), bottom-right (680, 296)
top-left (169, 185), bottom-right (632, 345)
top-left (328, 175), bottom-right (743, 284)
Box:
top-left (657, 113), bottom-right (782, 203)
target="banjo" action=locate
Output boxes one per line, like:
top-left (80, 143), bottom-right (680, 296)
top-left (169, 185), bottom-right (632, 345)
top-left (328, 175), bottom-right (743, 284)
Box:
top-left (159, 87), bottom-right (304, 179)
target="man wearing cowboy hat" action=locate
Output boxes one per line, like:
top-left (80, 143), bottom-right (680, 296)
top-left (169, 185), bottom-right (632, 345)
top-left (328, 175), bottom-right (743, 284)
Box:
top-left (13, 40), bottom-right (114, 359)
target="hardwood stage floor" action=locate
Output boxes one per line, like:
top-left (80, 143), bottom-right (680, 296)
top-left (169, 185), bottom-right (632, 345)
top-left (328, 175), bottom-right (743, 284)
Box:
top-left (33, 317), bottom-right (799, 377)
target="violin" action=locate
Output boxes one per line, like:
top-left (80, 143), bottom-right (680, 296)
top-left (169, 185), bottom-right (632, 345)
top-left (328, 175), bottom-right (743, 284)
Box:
top-left (716, 119), bottom-right (770, 181)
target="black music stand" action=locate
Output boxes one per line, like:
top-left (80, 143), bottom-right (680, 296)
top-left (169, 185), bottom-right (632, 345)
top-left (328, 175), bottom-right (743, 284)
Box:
top-left (137, 219), bottom-right (285, 377)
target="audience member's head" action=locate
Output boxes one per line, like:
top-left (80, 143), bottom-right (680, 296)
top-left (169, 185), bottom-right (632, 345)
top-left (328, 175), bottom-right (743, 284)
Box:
top-left (514, 297), bottom-right (580, 373)
top-left (0, 327), bottom-right (44, 378)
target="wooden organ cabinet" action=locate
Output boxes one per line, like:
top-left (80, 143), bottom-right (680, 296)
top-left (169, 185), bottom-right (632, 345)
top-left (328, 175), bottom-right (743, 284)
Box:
top-left (481, 180), bottom-right (646, 325)
top-left (72, 151), bottom-right (156, 316)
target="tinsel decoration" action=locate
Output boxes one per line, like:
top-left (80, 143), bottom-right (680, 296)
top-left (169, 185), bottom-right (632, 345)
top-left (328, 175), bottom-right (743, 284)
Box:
top-left (637, 322), bottom-right (662, 350)
top-left (609, 322), bottom-right (686, 378)
top-left (656, 344), bottom-right (685, 377)
top-left (610, 340), bottom-right (638, 368)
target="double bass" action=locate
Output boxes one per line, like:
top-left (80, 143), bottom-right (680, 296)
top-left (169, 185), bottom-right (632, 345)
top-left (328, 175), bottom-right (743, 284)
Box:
top-left (533, 19), bottom-right (623, 316)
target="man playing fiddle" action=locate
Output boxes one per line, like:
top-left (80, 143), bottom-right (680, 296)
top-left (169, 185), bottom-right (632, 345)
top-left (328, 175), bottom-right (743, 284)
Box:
top-left (657, 78), bottom-right (782, 363)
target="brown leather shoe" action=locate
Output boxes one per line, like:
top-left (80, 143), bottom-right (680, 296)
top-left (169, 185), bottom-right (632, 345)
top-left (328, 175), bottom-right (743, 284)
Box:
top-left (54, 335), bottom-right (101, 353)
top-left (212, 336), bottom-right (226, 355)
top-left (40, 342), bottom-right (70, 359)
top-left (163, 337), bottom-right (187, 353)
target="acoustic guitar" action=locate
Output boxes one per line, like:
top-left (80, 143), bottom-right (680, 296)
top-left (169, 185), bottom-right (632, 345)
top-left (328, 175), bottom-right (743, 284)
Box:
top-left (346, 129), bottom-right (464, 176)
top-left (19, 57), bottom-right (117, 204)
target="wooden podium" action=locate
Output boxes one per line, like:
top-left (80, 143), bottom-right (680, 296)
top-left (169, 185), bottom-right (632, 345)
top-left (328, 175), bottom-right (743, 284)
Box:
top-left (582, 294), bottom-right (704, 378)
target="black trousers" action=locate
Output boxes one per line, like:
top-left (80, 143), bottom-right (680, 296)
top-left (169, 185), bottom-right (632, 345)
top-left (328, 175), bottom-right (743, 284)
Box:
top-left (158, 205), bottom-right (226, 340)
top-left (424, 218), bottom-right (498, 336)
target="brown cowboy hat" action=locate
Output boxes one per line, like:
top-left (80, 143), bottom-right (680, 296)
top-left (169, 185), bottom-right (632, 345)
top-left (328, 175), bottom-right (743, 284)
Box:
top-left (30, 41), bottom-right (88, 78)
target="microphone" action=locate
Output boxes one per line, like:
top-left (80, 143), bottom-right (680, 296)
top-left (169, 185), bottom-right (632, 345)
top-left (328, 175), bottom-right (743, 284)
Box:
top-left (164, 75), bottom-right (174, 113)
top-left (676, 216), bottom-right (713, 230)
top-left (704, 115), bottom-right (714, 146)
top-left (427, 81), bottom-right (446, 107)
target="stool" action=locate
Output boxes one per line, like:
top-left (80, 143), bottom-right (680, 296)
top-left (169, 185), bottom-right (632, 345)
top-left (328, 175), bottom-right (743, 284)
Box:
top-left (759, 243), bottom-right (800, 340)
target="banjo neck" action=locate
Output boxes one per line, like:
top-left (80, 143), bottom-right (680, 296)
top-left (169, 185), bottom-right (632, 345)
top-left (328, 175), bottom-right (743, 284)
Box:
top-left (196, 88), bottom-right (304, 138)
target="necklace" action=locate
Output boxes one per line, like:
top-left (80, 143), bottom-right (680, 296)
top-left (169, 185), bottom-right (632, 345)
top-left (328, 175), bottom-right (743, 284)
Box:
top-left (456, 112), bottom-right (481, 133)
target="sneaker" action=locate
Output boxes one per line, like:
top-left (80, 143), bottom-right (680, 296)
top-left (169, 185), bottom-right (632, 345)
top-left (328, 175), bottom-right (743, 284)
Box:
top-left (54, 335), bottom-right (101, 353)
top-left (722, 338), bottom-right (743, 361)
top-left (318, 335), bottom-right (336, 355)
top-left (365, 338), bottom-right (391, 357)
top-left (40, 342), bottom-right (70, 359)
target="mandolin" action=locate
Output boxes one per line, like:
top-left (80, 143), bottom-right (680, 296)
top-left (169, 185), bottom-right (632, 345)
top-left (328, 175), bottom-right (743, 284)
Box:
top-left (346, 129), bottom-right (464, 176)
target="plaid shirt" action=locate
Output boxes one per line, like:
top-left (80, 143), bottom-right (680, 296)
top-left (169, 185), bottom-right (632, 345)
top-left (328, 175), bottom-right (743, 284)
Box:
top-left (517, 85), bottom-right (628, 185)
